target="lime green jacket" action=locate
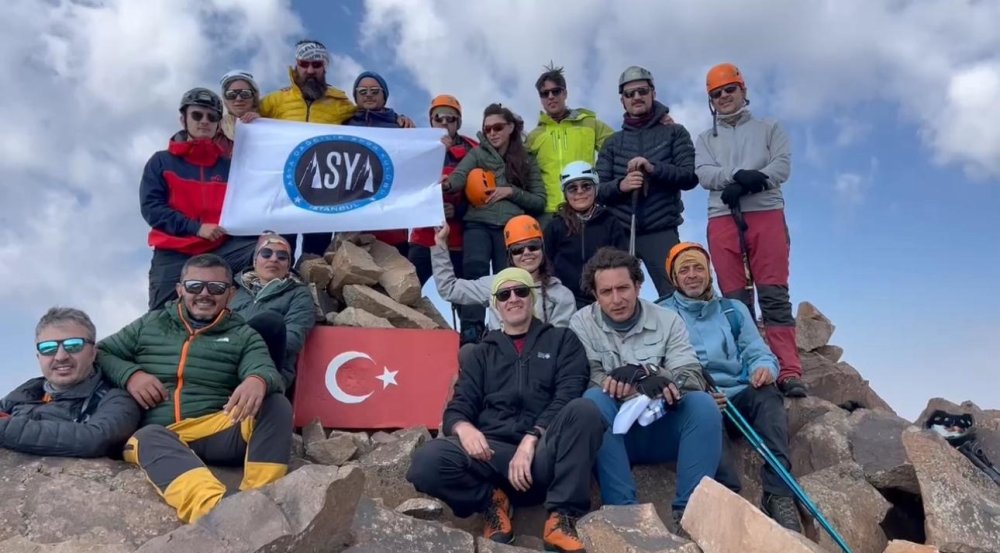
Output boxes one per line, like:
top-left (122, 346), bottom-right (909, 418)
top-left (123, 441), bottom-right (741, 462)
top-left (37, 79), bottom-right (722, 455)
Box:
top-left (526, 108), bottom-right (615, 213)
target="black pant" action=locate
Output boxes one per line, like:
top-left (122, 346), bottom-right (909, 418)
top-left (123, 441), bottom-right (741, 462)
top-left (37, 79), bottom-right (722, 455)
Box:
top-left (460, 222), bottom-right (508, 343)
top-left (147, 236), bottom-right (257, 311)
top-left (635, 227), bottom-right (680, 298)
top-left (283, 232), bottom-right (334, 259)
top-left (406, 398), bottom-right (605, 517)
top-left (245, 311), bottom-right (290, 387)
top-left (727, 384), bottom-right (793, 497)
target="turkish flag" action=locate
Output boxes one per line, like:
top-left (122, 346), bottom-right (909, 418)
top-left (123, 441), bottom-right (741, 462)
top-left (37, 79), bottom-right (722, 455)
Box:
top-left (292, 327), bottom-right (459, 430)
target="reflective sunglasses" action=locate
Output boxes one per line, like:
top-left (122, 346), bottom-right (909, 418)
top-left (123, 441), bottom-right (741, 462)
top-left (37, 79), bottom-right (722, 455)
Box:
top-left (297, 60), bottom-right (325, 69)
top-left (622, 86), bottom-right (652, 99)
top-left (36, 337), bottom-right (94, 356)
top-left (258, 247), bottom-right (291, 262)
top-left (565, 181), bottom-right (595, 195)
top-left (356, 87), bottom-right (383, 97)
top-left (509, 242), bottom-right (542, 256)
top-left (188, 110), bottom-right (221, 123)
top-left (709, 84), bottom-right (741, 99)
top-left (433, 114), bottom-right (459, 124)
top-left (494, 286), bottom-right (532, 302)
top-left (483, 122), bottom-right (509, 135)
top-left (182, 280), bottom-right (230, 295)
top-left (538, 87), bottom-right (564, 99)
top-left (224, 89), bottom-right (254, 100)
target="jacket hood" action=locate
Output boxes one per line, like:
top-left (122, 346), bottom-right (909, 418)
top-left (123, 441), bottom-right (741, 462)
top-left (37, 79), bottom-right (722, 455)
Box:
top-left (168, 132), bottom-right (224, 166)
top-left (237, 268), bottom-right (304, 300)
top-left (6, 371), bottom-right (103, 403)
top-left (623, 101), bottom-right (670, 131)
top-left (537, 107), bottom-right (597, 126)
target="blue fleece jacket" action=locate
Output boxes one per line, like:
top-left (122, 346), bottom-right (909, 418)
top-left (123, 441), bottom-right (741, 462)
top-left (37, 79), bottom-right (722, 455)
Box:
top-left (657, 291), bottom-right (778, 397)
top-left (346, 107), bottom-right (401, 128)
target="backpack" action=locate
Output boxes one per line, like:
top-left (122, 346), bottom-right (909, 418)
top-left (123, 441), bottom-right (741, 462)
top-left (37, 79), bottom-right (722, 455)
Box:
top-left (720, 298), bottom-right (742, 342)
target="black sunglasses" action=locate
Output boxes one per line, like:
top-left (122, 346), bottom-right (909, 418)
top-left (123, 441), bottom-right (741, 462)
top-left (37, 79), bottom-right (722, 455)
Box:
top-left (189, 110), bottom-right (221, 123)
top-left (434, 114), bottom-right (459, 124)
top-left (494, 286), bottom-right (532, 302)
top-left (182, 280), bottom-right (230, 295)
top-left (565, 181), bottom-right (595, 195)
top-left (710, 84), bottom-right (740, 99)
top-left (622, 87), bottom-right (652, 99)
top-left (509, 242), bottom-right (542, 256)
top-left (224, 89), bottom-right (254, 100)
top-left (539, 87), bottom-right (564, 99)
top-left (36, 337), bottom-right (94, 356)
top-left (258, 247), bottom-right (291, 262)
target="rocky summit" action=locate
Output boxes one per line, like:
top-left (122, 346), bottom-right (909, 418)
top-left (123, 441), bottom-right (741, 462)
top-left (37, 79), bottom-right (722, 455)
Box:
top-left (1, 303), bottom-right (996, 552)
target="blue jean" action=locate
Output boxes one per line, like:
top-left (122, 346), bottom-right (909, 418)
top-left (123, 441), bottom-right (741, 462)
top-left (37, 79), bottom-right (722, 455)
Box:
top-left (583, 387), bottom-right (722, 510)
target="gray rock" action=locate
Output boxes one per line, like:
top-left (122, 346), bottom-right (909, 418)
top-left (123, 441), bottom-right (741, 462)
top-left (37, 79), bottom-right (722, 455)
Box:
top-left (915, 398), bottom-right (1000, 463)
top-left (306, 434), bottom-right (359, 466)
top-left (332, 307), bottom-right (394, 329)
top-left (800, 462), bottom-right (891, 553)
top-left (342, 285), bottom-right (439, 329)
top-left (348, 497), bottom-right (474, 552)
top-left (786, 395), bottom-right (844, 437)
top-left (578, 504), bottom-right (700, 552)
top-left (328, 242), bottom-right (384, 296)
top-left (0, 537), bottom-right (133, 553)
top-left (847, 410), bottom-right (919, 494)
top-left (795, 301), bottom-right (835, 351)
top-left (800, 352), bottom-right (895, 413)
top-left (360, 428), bottom-right (430, 507)
top-left (791, 410), bottom-right (853, 477)
top-left (371, 431), bottom-right (397, 446)
top-left (395, 497), bottom-right (445, 521)
top-left (369, 240), bottom-right (422, 306)
top-left (300, 417), bottom-right (327, 447)
top-left (329, 430), bottom-right (374, 457)
top-left (475, 537), bottom-right (539, 552)
top-left (815, 344), bottom-right (844, 363)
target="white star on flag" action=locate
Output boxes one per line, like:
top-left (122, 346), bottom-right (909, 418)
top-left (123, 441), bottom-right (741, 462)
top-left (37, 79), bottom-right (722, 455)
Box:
top-left (376, 366), bottom-right (398, 389)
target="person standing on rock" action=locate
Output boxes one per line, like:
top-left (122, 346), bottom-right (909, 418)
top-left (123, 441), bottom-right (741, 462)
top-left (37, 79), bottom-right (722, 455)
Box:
top-left (407, 268), bottom-right (603, 553)
top-left (449, 103), bottom-right (547, 345)
top-left (570, 247), bottom-right (722, 532)
top-left (0, 308), bottom-right (139, 458)
top-left (97, 253), bottom-right (291, 524)
top-left (596, 66), bottom-right (699, 297)
top-left (216, 69), bottom-right (261, 157)
top-left (658, 242), bottom-right (801, 532)
top-left (694, 63), bottom-right (806, 398)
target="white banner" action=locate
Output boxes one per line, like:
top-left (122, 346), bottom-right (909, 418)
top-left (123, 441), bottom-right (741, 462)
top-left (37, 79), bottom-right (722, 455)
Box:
top-left (220, 118), bottom-right (446, 234)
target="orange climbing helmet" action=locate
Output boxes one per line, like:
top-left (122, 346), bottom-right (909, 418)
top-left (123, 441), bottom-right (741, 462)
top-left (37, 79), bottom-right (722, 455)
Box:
top-left (465, 168), bottom-right (496, 208)
top-left (429, 94), bottom-right (462, 119)
top-left (666, 242), bottom-right (710, 283)
top-left (504, 215), bottom-right (543, 247)
top-left (706, 63), bottom-right (745, 93)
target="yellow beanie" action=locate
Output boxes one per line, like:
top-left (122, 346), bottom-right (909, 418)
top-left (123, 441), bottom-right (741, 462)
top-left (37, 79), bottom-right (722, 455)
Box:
top-left (491, 267), bottom-right (536, 308)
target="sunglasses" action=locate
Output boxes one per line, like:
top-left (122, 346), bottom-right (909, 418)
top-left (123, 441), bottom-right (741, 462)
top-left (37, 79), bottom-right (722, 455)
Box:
top-left (433, 114), bottom-right (459, 124)
top-left (565, 181), bottom-right (595, 195)
top-left (494, 286), bottom-right (532, 302)
top-left (622, 86), bottom-right (652, 99)
top-left (356, 87), bottom-right (383, 97)
top-left (36, 337), bottom-right (94, 356)
top-left (538, 87), bottom-right (564, 99)
top-left (188, 110), bottom-right (221, 123)
top-left (509, 242), bottom-right (542, 256)
top-left (224, 89), bottom-right (254, 100)
top-left (297, 60), bottom-right (325, 69)
top-left (182, 280), bottom-right (230, 295)
top-left (709, 84), bottom-right (741, 99)
top-left (483, 122), bottom-right (509, 135)
top-left (258, 247), bottom-right (290, 262)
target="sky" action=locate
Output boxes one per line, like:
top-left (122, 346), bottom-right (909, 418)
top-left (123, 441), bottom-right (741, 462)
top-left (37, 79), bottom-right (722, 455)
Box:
top-left (1, 0), bottom-right (998, 421)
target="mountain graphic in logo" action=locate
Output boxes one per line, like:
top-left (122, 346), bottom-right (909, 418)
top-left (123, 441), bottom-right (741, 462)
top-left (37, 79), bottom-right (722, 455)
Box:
top-left (283, 135), bottom-right (394, 214)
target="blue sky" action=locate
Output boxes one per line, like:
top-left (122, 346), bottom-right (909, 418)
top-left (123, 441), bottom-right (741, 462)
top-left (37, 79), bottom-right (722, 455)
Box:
top-left (1, 0), bottom-right (997, 421)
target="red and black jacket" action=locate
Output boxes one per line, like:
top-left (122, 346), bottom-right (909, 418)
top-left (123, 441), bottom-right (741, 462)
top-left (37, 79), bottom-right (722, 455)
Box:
top-left (140, 133), bottom-right (230, 255)
top-left (410, 134), bottom-right (478, 249)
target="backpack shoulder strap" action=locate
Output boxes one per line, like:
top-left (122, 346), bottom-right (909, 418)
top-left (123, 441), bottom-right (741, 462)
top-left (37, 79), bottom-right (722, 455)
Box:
top-left (719, 298), bottom-right (742, 342)
top-left (75, 382), bottom-right (110, 423)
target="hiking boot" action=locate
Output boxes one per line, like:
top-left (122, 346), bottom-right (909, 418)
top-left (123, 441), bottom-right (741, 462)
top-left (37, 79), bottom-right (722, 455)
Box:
top-left (543, 512), bottom-right (584, 552)
top-left (670, 509), bottom-right (690, 539)
top-left (763, 493), bottom-right (802, 532)
top-left (482, 488), bottom-right (514, 544)
top-left (779, 377), bottom-right (808, 398)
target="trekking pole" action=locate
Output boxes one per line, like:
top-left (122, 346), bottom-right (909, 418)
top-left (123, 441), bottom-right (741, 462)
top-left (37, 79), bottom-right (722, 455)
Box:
top-left (628, 188), bottom-right (639, 256)
top-left (730, 203), bottom-right (758, 321)
top-left (703, 376), bottom-right (854, 552)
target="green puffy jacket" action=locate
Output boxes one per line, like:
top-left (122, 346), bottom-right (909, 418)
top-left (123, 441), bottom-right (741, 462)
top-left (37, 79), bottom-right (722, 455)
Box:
top-left (526, 109), bottom-right (615, 214)
top-left (450, 132), bottom-right (546, 227)
top-left (97, 301), bottom-right (284, 427)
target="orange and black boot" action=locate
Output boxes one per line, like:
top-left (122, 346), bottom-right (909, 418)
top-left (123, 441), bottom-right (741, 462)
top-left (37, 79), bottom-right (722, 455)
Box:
top-left (482, 488), bottom-right (514, 544)
top-left (543, 512), bottom-right (585, 552)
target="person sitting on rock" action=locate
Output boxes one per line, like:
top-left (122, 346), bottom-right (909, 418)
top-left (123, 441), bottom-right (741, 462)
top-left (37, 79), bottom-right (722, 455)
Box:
top-left (407, 268), bottom-right (604, 553)
top-left (229, 233), bottom-right (316, 391)
top-left (432, 215), bottom-right (576, 332)
top-left (0, 307), bottom-right (140, 458)
top-left (97, 253), bottom-right (291, 524)
top-left (657, 242), bottom-right (801, 532)
top-left (570, 247), bottom-right (722, 532)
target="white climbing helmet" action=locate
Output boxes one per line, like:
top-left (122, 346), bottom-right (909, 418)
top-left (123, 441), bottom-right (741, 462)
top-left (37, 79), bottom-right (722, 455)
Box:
top-left (560, 161), bottom-right (599, 190)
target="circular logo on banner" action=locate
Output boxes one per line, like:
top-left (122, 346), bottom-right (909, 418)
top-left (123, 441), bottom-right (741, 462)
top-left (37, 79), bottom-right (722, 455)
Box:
top-left (283, 135), bottom-right (395, 213)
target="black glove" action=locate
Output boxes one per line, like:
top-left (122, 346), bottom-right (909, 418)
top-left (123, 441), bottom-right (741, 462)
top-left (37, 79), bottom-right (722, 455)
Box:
top-left (608, 364), bottom-right (649, 386)
top-left (720, 182), bottom-right (745, 208)
top-left (636, 374), bottom-right (677, 400)
top-left (733, 169), bottom-right (769, 194)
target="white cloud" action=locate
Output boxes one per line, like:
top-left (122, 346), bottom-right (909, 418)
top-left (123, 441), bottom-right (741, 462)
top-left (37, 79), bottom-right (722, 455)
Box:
top-left (833, 173), bottom-right (865, 205)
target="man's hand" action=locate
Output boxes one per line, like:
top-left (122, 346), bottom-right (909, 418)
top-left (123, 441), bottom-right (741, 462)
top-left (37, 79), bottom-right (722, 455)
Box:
top-left (619, 171), bottom-right (644, 193)
top-left (397, 115), bottom-right (416, 128)
top-left (197, 223), bottom-right (226, 241)
top-left (711, 392), bottom-right (728, 412)
top-left (508, 435), bottom-right (537, 492)
top-left (750, 367), bottom-right (775, 388)
top-left (223, 377), bottom-right (267, 423)
top-left (720, 182), bottom-right (745, 208)
top-left (733, 169), bottom-right (768, 194)
top-left (440, 135), bottom-right (454, 148)
top-left (126, 371), bottom-right (169, 410)
top-left (608, 364), bottom-right (648, 387)
top-left (627, 157), bottom-right (654, 174)
top-left (485, 187), bottom-right (513, 204)
top-left (603, 376), bottom-right (635, 400)
top-left (239, 112), bottom-right (260, 124)
top-left (636, 374), bottom-right (682, 406)
top-left (434, 221), bottom-right (450, 249)
top-left (454, 422), bottom-right (493, 461)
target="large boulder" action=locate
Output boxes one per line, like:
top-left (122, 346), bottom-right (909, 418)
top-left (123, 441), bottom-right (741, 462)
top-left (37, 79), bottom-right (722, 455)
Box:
top-left (305, 433), bottom-right (359, 466)
top-left (411, 296), bottom-right (452, 330)
top-left (799, 462), bottom-right (892, 553)
top-left (358, 427), bottom-right (431, 508)
top-left (786, 395), bottom-right (844, 437)
top-left (328, 242), bottom-right (383, 296)
top-left (332, 307), bottom-right (394, 329)
top-left (0, 538), bottom-right (132, 553)
top-left (901, 428), bottom-right (1000, 552)
top-left (368, 240), bottom-right (422, 306)
top-left (791, 410), bottom-right (854, 477)
top-left (882, 541), bottom-right (940, 552)
top-left (342, 285), bottom-right (439, 329)
top-left (578, 504), bottom-right (699, 552)
top-left (347, 497), bottom-right (474, 552)
top-left (800, 352), bottom-right (895, 413)
top-left (474, 537), bottom-right (539, 552)
top-left (847, 410), bottom-right (919, 495)
top-left (136, 464), bottom-right (364, 553)
top-left (795, 302), bottom-right (835, 352)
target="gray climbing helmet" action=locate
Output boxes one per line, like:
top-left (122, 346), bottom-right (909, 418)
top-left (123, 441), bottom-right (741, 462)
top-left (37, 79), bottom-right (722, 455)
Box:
top-left (618, 66), bottom-right (655, 93)
top-left (179, 87), bottom-right (223, 115)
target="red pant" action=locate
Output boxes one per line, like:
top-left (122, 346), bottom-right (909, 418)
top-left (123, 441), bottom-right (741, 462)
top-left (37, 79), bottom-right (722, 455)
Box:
top-left (707, 209), bottom-right (801, 381)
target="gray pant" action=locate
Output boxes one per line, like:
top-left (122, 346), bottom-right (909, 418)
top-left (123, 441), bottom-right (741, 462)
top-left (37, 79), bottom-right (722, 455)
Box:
top-left (635, 227), bottom-right (680, 298)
